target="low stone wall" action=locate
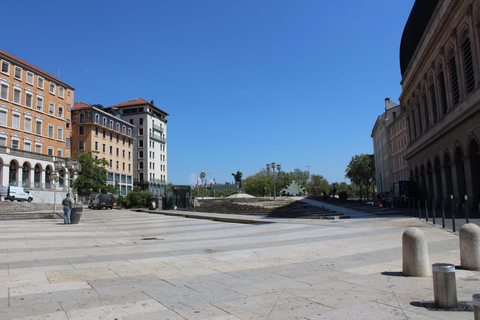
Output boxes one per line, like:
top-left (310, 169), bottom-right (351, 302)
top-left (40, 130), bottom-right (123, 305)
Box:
top-left (0, 201), bottom-right (62, 213)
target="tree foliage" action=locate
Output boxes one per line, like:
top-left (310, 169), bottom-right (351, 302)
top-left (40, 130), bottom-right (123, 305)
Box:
top-left (116, 190), bottom-right (153, 208)
top-left (345, 154), bottom-right (374, 200)
top-left (73, 151), bottom-right (109, 196)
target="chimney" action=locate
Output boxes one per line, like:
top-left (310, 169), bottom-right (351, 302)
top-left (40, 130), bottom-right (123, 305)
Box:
top-left (150, 100), bottom-right (154, 105)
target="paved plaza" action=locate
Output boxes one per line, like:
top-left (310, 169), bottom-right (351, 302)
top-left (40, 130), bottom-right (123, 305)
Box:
top-left (0, 199), bottom-right (479, 319)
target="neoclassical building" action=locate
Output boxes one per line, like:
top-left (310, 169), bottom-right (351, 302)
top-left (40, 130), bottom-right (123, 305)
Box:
top-left (399, 0), bottom-right (480, 208)
top-left (0, 49), bottom-right (74, 200)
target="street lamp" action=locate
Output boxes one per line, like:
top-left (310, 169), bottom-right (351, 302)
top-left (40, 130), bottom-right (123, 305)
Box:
top-left (266, 162), bottom-right (281, 200)
top-left (50, 159), bottom-right (63, 213)
top-left (64, 157), bottom-right (82, 195)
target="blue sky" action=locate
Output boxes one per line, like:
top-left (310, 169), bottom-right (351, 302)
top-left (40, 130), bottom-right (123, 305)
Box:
top-left (4, 0), bottom-right (414, 185)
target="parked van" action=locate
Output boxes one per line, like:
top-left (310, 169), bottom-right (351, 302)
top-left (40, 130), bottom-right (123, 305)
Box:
top-left (0, 186), bottom-right (33, 202)
top-left (92, 194), bottom-right (114, 209)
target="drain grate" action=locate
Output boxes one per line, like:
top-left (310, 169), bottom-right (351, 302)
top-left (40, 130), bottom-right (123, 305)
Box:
top-left (410, 301), bottom-right (474, 312)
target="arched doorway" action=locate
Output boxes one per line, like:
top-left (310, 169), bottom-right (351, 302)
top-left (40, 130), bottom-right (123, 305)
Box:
top-left (455, 146), bottom-right (467, 201)
top-left (34, 164), bottom-right (42, 189)
top-left (444, 153), bottom-right (454, 198)
top-left (45, 166), bottom-right (52, 189)
top-left (9, 160), bottom-right (18, 186)
top-left (468, 139), bottom-right (480, 205)
top-left (426, 160), bottom-right (433, 201)
top-left (22, 162), bottom-right (31, 188)
top-left (434, 156), bottom-right (443, 200)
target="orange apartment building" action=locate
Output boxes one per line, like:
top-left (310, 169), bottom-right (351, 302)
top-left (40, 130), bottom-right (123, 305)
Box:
top-left (0, 49), bottom-right (74, 200)
top-left (71, 103), bottom-right (135, 195)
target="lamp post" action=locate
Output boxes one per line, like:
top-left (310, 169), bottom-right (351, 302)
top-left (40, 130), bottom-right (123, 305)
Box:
top-left (266, 162), bottom-right (281, 200)
top-left (51, 159), bottom-right (63, 213)
top-left (64, 157), bottom-right (82, 196)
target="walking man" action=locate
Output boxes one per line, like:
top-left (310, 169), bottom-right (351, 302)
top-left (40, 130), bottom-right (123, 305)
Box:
top-left (62, 193), bottom-right (74, 224)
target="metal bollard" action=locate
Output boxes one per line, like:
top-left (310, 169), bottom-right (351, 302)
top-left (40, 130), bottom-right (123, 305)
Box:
top-left (473, 293), bottom-right (480, 320)
top-left (432, 263), bottom-right (457, 309)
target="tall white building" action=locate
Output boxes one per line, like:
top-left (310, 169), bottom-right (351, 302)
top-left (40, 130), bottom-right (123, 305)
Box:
top-left (109, 98), bottom-right (168, 196)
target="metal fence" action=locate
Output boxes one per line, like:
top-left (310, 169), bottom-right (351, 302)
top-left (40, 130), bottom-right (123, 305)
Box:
top-left (406, 198), bottom-right (480, 232)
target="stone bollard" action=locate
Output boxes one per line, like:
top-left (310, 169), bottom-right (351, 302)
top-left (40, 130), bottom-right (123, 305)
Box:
top-left (473, 294), bottom-right (480, 320)
top-left (432, 263), bottom-right (457, 309)
top-left (459, 223), bottom-right (480, 270)
top-left (402, 227), bottom-right (431, 276)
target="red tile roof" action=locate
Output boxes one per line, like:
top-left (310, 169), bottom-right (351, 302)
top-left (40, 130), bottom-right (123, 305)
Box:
top-left (0, 49), bottom-right (73, 88)
top-left (73, 102), bottom-right (91, 109)
top-left (109, 98), bottom-right (169, 116)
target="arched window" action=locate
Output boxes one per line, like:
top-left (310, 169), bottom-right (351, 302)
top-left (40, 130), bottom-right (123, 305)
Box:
top-left (411, 104), bottom-right (417, 140)
top-left (422, 85), bottom-right (430, 130)
top-left (438, 63), bottom-right (448, 116)
top-left (448, 48), bottom-right (460, 105)
top-left (416, 95), bottom-right (423, 135)
top-left (461, 28), bottom-right (475, 93)
top-left (429, 75), bottom-right (438, 123)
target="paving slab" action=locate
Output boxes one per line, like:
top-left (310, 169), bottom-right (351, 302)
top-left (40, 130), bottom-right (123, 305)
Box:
top-left (0, 203), bottom-right (479, 319)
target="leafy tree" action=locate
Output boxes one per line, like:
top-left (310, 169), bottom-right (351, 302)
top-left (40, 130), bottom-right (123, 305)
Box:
top-left (291, 168), bottom-right (309, 187)
top-left (73, 151), bottom-right (109, 196)
top-left (308, 174), bottom-right (330, 196)
top-left (119, 190), bottom-right (153, 208)
top-left (345, 154), bottom-right (374, 201)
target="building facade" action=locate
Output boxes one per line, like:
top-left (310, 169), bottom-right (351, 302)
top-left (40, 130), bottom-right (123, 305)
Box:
top-left (71, 103), bottom-right (135, 196)
top-left (109, 98), bottom-right (168, 196)
top-left (372, 98), bottom-right (408, 198)
top-left (0, 49), bottom-right (74, 197)
top-left (399, 0), bottom-right (480, 208)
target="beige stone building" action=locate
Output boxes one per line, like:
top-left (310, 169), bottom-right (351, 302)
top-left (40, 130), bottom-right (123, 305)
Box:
top-left (0, 49), bottom-right (74, 201)
top-left (399, 0), bottom-right (480, 208)
top-left (71, 103), bottom-right (135, 195)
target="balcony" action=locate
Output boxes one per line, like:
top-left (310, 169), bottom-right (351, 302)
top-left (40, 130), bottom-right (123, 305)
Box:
top-left (153, 124), bottom-right (164, 133)
top-left (149, 132), bottom-right (166, 143)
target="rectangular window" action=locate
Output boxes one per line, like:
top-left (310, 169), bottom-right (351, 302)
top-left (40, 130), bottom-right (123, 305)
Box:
top-left (0, 110), bottom-right (6, 126)
top-left (95, 127), bottom-right (98, 136)
top-left (14, 66), bottom-right (22, 80)
top-left (58, 87), bottom-right (64, 98)
top-left (109, 146), bottom-right (113, 154)
top-left (36, 96), bottom-right (43, 111)
top-left (35, 121), bottom-right (42, 134)
top-left (66, 118), bottom-right (70, 129)
top-left (47, 147), bottom-right (53, 156)
top-left (57, 149), bottom-right (62, 157)
top-left (128, 163), bottom-right (131, 172)
top-left (102, 143), bottom-right (106, 153)
top-left (110, 159), bottom-right (112, 168)
top-left (66, 137), bottom-right (70, 149)
top-left (58, 105), bottom-right (63, 118)
top-left (102, 130), bottom-right (105, 138)
top-left (48, 125), bottom-right (54, 138)
top-left (24, 142), bottom-right (31, 152)
top-left (66, 102), bottom-right (71, 111)
top-left (49, 82), bottom-right (55, 95)
top-left (116, 148), bottom-right (119, 156)
top-left (79, 113), bottom-right (85, 123)
top-left (138, 140), bottom-right (143, 148)
top-left (122, 162), bottom-right (125, 171)
top-left (1, 61), bottom-right (9, 74)
top-left (35, 144), bottom-right (41, 153)
top-left (12, 114), bottom-right (20, 129)
top-left (122, 150), bottom-right (125, 158)
top-left (24, 118), bottom-right (32, 132)
top-left (139, 162), bottom-right (144, 169)
top-left (26, 72), bottom-right (34, 85)
top-left (110, 132), bottom-right (112, 141)
top-left (25, 92), bottom-right (33, 108)
top-left (95, 141), bottom-right (98, 151)
top-left (78, 140), bottom-right (85, 150)
top-left (1, 83), bottom-right (8, 100)
top-left (116, 161), bottom-right (119, 170)
top-left (128, 151), bottom-right (131, 159)
top-left (49, 102), bottom-right (55, 115)
top-left (13, 88), bottom-right (21, 104)
top-left (79, 126), bottom-right (85, 135)
top-left (37, 77), bottom-right (44, 89)
top-left (138, 128), bottom-right (143, 135)
top-left (139, 150), bottom-right (144, 158)
top-left (57, 127), bottom-right (62, 140)
top-left (12, 140), bottom-right (19, 149)
top-left (139, 118), bottom-right (144, 125)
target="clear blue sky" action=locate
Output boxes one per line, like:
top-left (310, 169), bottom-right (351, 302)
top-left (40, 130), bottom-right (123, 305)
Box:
top-left (4, 0), bottom-right (414, 186)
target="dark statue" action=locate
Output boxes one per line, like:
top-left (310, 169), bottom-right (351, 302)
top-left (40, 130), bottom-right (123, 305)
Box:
top-left (232, 170), bottom-right (243, 190)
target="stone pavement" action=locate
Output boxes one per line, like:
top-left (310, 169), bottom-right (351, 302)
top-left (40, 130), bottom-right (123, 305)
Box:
top-left (1, 199), bottom-right (479, 319)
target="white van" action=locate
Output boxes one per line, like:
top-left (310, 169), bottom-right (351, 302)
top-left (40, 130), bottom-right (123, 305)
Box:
top-left (0, 186), bottom-right (33, 202)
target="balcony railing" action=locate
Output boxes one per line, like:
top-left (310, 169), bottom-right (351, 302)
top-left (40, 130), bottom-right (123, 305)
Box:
top-left (153, 124), bottom-right (164, 133)
top-left (149, 133), bottom-right (166, 143)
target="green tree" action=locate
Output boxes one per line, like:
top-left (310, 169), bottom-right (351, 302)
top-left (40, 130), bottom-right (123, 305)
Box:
top-left (345, 154), bottom-right (374, 201)
top-left (73, 151), bottom-right (109, 196)
top-left (291, 168), bottom-right (309, 187)
top-left (244, 169), bottom-right (271, 197)
top-left (308, 174), bottom-right (330, 196)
